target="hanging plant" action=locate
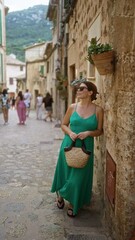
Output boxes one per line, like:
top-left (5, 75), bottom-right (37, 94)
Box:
top-left (56, 71), bottom-right (68, 86)
top-left (59, 87), bottom-right (68, 100)
top-left (56, 81), bottom-right (63, 90)
top-left (87, 37), bottom-right (115, 75)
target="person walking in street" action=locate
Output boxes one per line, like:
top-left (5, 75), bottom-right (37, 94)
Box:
top-left (24, 89), bottom-right (32, 117)
top-left (36, 93), bottom-right (43, 120)
top-left (16, 91), bottom-right (26, 125)
top-left (51, 80), bottom-right (104, 217)
top-left (1, 89), bottom-right (10, 125)
top-left (11, 96), bottom-right (16, 110)
top-left (43, 92), bottom-right (53, 122)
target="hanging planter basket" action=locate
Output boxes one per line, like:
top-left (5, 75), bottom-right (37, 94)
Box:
top-left (91, 50), bottom-right (115, 75)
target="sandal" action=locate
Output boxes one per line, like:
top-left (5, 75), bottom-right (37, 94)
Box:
top-left (67, 208), bottom-right (76, 218)
top-left (57, 198), bottom-right (65, 209)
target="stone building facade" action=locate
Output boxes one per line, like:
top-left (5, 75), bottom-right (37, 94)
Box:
top-left (43, 41), bottom-right (65, 120)
top-left (16, 73), bottom-right (26, 95)
top-left (6, 54), bottom-right (26, 97)
top-left (47, 0), bottom-right (135, 239)
top-left (46, 1), bottom-right (68, 121)
top-left (0, 0), bottom-right (8, 89)
top-left (25, 42), bottom-right (47, 109)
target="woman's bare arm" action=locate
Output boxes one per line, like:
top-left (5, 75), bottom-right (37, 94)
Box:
top-left (61, 104), bottom-right (78, 141)
top-left (89, 106), bottom-right (104, 136)
top-left (15, 96), bottom-right (20, 106)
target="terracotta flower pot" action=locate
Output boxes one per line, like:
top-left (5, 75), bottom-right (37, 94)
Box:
top-left (91, 50), bottom-right (115, 75)
top-left (63, 80), bottom-right (68, 87)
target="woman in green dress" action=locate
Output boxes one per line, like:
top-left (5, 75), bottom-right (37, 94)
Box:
top-left (51, 81), bottom-right (103, 217)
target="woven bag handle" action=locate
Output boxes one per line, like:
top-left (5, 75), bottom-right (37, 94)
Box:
top-left (71, 140), bottom-right (86, 148)
top-left (64, 140), bottom-right (91, 155)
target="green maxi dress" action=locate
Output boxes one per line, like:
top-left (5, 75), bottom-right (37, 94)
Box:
top-left (51, 110), bottom-right (98, 215)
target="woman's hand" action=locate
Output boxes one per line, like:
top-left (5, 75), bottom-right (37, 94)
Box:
top-left (69, 132), bottom-right (78, 141)
top-left (77, 131), bottom-right (89, 140)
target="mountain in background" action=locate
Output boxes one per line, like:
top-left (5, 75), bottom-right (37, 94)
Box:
top-left (6, 5), bottom-right (52, 61)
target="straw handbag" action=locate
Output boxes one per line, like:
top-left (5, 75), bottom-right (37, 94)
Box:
top-left (64, 140), bottom-right (91, 168)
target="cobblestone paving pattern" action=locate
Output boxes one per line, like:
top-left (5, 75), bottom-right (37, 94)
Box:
top-left (0, 110), bottom-right (111, 240)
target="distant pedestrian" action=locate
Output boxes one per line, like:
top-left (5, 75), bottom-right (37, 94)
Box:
top-left (11, 96), bottom-right (16, 110)
top-left (43, 92), bottom-right (53, 122)
top-left (24, 89), bottom-right (32, 117)
top-left (1, 89), bottom-right (10, 125)
top-left (36, 93), bottom-right (43, 120)
top-left (16, 91), bottom-right (26, 125)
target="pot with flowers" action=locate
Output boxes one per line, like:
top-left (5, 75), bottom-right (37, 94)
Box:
top-left (87, 37), bottom-right (115, 75)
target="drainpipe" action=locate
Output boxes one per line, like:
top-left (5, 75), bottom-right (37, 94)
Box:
top-left (64, 23), bottom-right (69, 111)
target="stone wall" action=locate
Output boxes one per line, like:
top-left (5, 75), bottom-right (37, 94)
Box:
top-left (105, 1), bottom-right (135, 239)
top-left (0, 1), bottom-right (7, 86)
top-left (67, 0), bottom-right (135, 239)
top-left (26, 62), bottom-right (46, 109)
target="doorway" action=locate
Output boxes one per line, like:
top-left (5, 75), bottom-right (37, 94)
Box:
top-left (34, 90), bottom-right (39, 109)
top-left (69, 64), bottom-right (76, 103)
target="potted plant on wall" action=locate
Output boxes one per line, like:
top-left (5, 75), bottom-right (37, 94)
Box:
top-left (55, 70), bottom-right (68, 99)
top-left (87, 37), bottom-right (115, 75)
top-left (56, 71), bottom-right (68, 87)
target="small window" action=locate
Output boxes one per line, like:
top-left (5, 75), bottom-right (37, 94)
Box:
top-left (89, 63), bottom-right (95, 77)
top-left (20, 66), bottom-right (23, 71)
top-left (39, 65), bottom-right (44, 76)
top-left (47, 61), bottom-right (49, 73)
top-left (0, 10), bottom-right (2, 45)
top-left (9, 78), bottom-right (14, 85)
top-left (0, 53), bottom-right (3, 82)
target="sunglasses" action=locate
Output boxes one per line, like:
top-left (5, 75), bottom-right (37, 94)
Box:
top-left (77, 86), bottom-right (88, 92)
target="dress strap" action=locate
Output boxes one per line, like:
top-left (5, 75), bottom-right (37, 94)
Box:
top-left (95, 104), bottom-right (97, 113)
top-left (74, 103), bottom-right (78, 112)
top-left (93, 104), bottom-right (97, 115)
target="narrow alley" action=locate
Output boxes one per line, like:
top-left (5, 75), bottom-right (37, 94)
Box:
top-left (0, 110), bottom-right (111, 240)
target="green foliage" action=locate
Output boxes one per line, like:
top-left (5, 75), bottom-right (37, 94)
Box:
top-left (6, 5), bottom-right (52, 61)
top-left (87, 37), bottom-right (113, 64)
top-left (56, 71), bottom-right (67, 82)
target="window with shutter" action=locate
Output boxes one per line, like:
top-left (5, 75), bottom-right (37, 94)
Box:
top-left (20, 66), bottom-right (23, 71)
top-left (39, 65), bottom-right (44, 76)
top-left (0, 53), bottom-right (3, 83)
top-left (9, 78), bottom-right (14, 85)
top-left (0, 10), bottom-right (2, 45)
top-left (47, 62), bottom-right (49, 73)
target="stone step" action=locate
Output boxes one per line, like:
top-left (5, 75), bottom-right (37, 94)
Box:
top-left (67, 233), bottom-right (108, 240)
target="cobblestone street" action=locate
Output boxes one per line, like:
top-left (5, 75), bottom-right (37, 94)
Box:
top-left (0, 109), bottom-right (111, 240)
